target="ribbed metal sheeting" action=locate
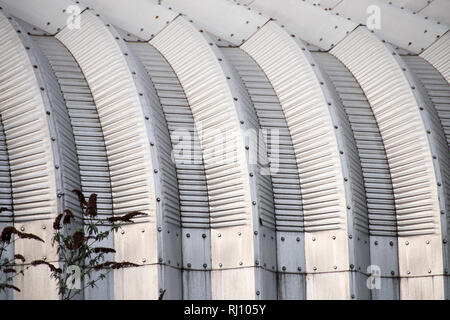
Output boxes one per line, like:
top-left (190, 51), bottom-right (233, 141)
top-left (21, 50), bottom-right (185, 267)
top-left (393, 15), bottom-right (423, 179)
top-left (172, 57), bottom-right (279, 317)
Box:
top-left (55, 10), bottom-right (182, 300)
top-left (150, 16), bottom-right (278, 300)
top-left (221, 47), bottom-right (306, 299)
top-left (0, 117), bottom-right (12, 223)
top-left (313, 52), bottom-right (400, 299)
top-left (331, 26), bottom-right (449, 299)
top-left (0, 10), bottom-right (59, 299)
top-left (403, 55), bottom-right (450, 149)
top-left (32, 35), bottom-right (113, 219)
top-left (241, 21), bottom-right (371, 299)
top-left (127, 41), bottom-right (212, 299)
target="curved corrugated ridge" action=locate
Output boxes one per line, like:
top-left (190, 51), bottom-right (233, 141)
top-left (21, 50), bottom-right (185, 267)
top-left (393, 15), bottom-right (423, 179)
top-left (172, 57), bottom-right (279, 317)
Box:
top-left (31, 35), bottom-right (113, 218)
top-left (128, 41), bottom-right (209, 228)
top-left (221, 47), bottom-right (303, 232)
top-left (313, 52), bottom-right (397, 236)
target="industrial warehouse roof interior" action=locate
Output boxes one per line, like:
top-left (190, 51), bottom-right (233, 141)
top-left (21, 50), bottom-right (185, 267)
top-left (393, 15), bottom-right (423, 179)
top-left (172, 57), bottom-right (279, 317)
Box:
top-left (0, 0), bottom-right (449, 300)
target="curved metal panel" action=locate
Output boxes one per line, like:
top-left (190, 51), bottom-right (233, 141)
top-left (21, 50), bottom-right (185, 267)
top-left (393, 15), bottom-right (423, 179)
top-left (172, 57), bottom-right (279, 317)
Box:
top-left (314, 52), bottom-right (400, 299)
top-left (32, 35), bottom-right (113, 219)
top-left (419, 0), bottom-right (450, 26)
top-left (420, 31), bottom-right (450, 84)
top-left (150, 16), bottom-right (277, 299)
top-left (55, 9), bottom-right (181, 299)
top-left (241, 21), bottom-right (371, 299)
top-left (331, 26), bottom-right (448, 299)
top-left (221, 46), bottom-right (306, 299)
top-left (128, 41), bottom-right (212, 299)
top-left (0, 10), bottom-right (60, 299)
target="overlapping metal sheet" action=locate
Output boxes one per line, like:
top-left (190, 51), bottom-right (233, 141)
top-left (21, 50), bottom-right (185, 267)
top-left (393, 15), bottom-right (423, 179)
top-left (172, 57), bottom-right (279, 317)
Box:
top-left (420, 31), bottom-right (450, 84)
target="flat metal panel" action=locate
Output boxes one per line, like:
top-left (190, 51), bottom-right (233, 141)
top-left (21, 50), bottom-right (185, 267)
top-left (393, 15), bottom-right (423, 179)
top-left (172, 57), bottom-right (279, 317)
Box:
top-left (331, 27), bottom-right (447, 299)
top-left (150, 16), bottom-right (277, 299)
top-left (420, 31), bottom-right (450, 84)
top-left (330, 0), bottom-right (448, 53)
top-left (419, 0), bottom-right (450, 25)
top-left (380, 0), bottom-right (431, 12)
top-left (161, 0), bottom-right (269, 46)
top-left (0, 0), bottom-right (87, 34)
top-left (246, 0), bottom-right (358, 50)
top-left (82, 0), bottom-right (177, 40)
top-left (56, 10), bottom-right (177, 299)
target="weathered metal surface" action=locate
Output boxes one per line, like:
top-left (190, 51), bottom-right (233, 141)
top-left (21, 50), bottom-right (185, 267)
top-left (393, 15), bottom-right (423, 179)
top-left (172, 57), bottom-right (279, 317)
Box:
top-left (242, 21), bottom-right (371, 299)
top-left (313, 52), bottom-right (400, 299)
top-left (221, 47), bottom-right (305, 299)
top-left (0, 10), bottom-right (59, 299)
top-left (150, 15), bottom-right (277, 299)
top-left (379, 0), bottom-right (431, 12)
top-left (128, 41), bottom-right (212, 299)
top-left (420, 31), bottom-right (450, 84)
top-left (419, 0), bottom-right (450, 25)
top-left (331, 26), bottom-right (448, 299)
top-left (56, 9), bottom-right (182, 299)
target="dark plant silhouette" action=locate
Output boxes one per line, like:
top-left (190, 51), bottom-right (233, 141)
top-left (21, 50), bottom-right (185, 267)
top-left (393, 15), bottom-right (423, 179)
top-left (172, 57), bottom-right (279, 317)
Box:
top-left (48, 190), bottom-right (146, 300)
top-left (0, 208), bottom-right (45, 294)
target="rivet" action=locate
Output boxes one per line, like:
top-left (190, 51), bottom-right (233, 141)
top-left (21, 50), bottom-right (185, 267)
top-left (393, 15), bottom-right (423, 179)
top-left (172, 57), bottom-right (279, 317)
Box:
top-left (245, 145), bottom-right (250, 150)
top-left (350, 264), bottom-right (354, 269)
top-left (156, 197), bottom-right (161, 202)
top-left (349, 235), bottom-right (353, 239)
top-left (157, 227), bottom-right (162, 232)
top-left (296, 237), bottom-right (300, 242)
top-left (444, 239), bottom-right (448, 244)
top-left (298, 267), bottom-right (302, 272)
top-left (313, 266), bottom-right (317, 271)
top-left (150, 142), bottom-right (154, 146)
top-left (219, 263), bottom-right (223, 268)
top-left (351, 294), bottom-right (355, 299)
top-left (252, 201), bottom-right (256, 205)
top-left (145, 116), bottom-right (149, 120)
top-left (255, 260), bottom-right (259, 265)
top-left (238, 232), bottom-right (241, 236)
top-left (202, 233), bottom-right (206, 239)
top-left (256, 291), bottom-right (260, 296)
top-left (158, 258), bottom-right (163, 263)
top-left (239, 261), bottom-right (243, 266)
top-left (51, 137), bottom-right (56, 141)
top-left (312, 237), bottom-right (316, 241)
top-left (407, 271), bottom-right (411, 275)
top-left (203, 263), bottom-right (207, 269)
top-left (426, 240), bottom-right (430, 244)
top-left (154, 169), bottom-right (158, 173)
top-left (218, 233), bottom-right (221, 237)
top-left (42, 226), bottom-right (46, 230)
top-left (20, 227), bottom-right (25, 231)
top-left (55, 165), bottom-right (59, 169)
top-left (389, 241), bottom-right (394, 246)
top-left (121, 230), bottom-right (125, 234)
top-left (43, 256), bottom-right (47, 261)
top-left (240, 120), bottom-right (244, 124)
top-left (249, 173), bottom-right (254, 177)
top-left (334, 266), bottom-right (337, 270)
top-left (141, 229), bottom-right (145, 233)
top-left (142, 258), bottom-right (146, 263)
top-left (332, 236), bottom-right (336, 240)
top-left (405, 241), bottom-right (409, 245)
top-left (282, 266), bottom-right (286, 271)
top-left (391, 271), bottom-right (395, 276)
top-left (281, 237), bottom-right (285, 242)
top-left (187, 263), bottom-right (191, 268)
top-left (428, 269), bottom-right (432, 274)
top-left (186, 233), bottom-right (190, 238)
top-left (374, 241), bottom-right (378, 245)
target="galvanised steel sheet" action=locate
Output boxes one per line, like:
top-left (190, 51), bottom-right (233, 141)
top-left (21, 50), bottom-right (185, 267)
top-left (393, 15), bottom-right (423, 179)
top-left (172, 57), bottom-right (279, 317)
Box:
top-left (331, 26), bottom-right (448, 299)
top-left (419, 0), bottom-right (450, 25)
top-left (241, 21), bottom-right (371, 299)
top-left (378, 0), bottom-right (431, 12)
top-left (0, 10), bottom-right (59, 299)
top-left (150, 16), bottom-right (277, 299)
top-left (32, 35), bottom-right (113, 219)
top-left (128, 41), bottom-right (212, 299)
top-left (221, 46), bottom-right (306, 299)
top-left (420, 31), bottom-right (450, 84)
top-left (313, 52), bottom-right (400, 299)
top-left (56, 9), bottom-right (180, 299)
